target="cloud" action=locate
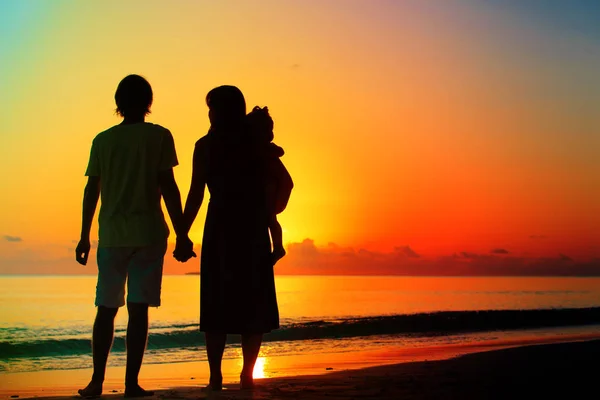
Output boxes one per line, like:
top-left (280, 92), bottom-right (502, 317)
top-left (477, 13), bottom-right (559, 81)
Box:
top-left (0, 240), bottom-right (200, 275)
top-left (491, 248), bottom-right (510, 254)
top-left (287, 239), bottom-right (320, 258)
top-left (3, 235), bottom-right (22, 242)
top-left (457, 252), bottom-right (479, 259)
top-left (394, 246), bottom-right (420, 258)
top-left (275, 239), bottom-right (600, 277)
top-left (0, 241), bottom-right (92, 274)
top-left (3, 238), bottom-right (599, 277)
top-left (559, 253), bottom-right (572, 261)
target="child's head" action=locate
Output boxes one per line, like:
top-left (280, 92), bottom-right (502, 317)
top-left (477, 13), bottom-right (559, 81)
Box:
top-left (246, 106), bottom-right (274, 143)
top-left (114, 74), bottom-right (153, 118)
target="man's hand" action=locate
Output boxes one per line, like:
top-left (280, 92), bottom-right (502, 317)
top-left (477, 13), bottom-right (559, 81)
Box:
top-left (76, 239), bottom-right (91, 265)
top-left (78, 176), bottom-right (100, 266)
top-left (174, 236), bottom-right (197, 263)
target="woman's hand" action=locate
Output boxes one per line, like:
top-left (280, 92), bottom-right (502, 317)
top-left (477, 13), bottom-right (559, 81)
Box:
top-left (174, 236), bottom-right (197, 262)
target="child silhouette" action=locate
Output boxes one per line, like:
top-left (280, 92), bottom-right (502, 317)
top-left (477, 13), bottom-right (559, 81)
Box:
top-left (246, 106), bottom-right (293, 265)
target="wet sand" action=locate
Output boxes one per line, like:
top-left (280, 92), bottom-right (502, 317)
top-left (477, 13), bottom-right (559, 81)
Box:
top-left (1, 335), bottom-right (598, 400)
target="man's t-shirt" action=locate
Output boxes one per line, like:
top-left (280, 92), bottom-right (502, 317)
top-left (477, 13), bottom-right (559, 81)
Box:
top-left (85, 123), bottom-right (178, 247)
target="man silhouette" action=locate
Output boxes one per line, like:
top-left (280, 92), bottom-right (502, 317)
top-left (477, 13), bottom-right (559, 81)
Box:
top-left (75, 74), bottom-right (191, 397)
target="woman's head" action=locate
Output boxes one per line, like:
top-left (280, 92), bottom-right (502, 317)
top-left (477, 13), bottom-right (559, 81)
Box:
top-left (115, 74), bottom-right (153, 118)
top-left (206, 85), bottom-right (246, 128)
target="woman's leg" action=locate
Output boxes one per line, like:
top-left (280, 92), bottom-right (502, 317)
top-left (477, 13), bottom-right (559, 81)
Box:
top-left (205, 332), bottom-right (227, 390)
top-left (240, 333), bottom-right (263, 388)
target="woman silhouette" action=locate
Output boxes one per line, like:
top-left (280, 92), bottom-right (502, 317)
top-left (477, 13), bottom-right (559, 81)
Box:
top-left (178, 85), bottom-right (279, 390)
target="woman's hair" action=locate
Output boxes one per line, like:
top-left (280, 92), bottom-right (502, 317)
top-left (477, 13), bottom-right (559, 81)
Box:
top-left (115, 74), bottom-right (153, 118)
top-left (206, 85), bottom-right (246, 127)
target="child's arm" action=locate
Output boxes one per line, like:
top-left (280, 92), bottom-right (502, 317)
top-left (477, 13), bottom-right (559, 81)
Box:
top-left (76, 176), bottom-right (100, 265)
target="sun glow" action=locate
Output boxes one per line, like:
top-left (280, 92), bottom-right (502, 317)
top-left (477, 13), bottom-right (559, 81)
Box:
top-left (0, 2), bottom-right (598, 275)
top-left (252, 357), bottom-right (267, 379)
top-left (236, 355), bottom-right (268, 380)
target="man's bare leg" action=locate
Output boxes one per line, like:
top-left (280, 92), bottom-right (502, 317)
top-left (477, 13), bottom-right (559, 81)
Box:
top-left (78, 306), bottom-right (118, 397)
top-left (124, 302), bottom-right (153, 398)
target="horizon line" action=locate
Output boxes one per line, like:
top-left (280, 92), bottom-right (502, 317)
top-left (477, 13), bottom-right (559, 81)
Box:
top-left (1, 273), bottom-right (600, 278)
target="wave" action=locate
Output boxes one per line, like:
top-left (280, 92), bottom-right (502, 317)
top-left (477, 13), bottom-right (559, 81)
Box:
top-left (2, 307), bottom-right (599, 359)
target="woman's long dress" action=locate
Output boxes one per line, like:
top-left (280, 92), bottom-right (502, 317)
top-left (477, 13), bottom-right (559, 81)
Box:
top-left (196, 129), bottom-right (279, 334)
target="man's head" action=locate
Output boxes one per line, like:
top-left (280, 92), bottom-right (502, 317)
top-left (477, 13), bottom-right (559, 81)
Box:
top-left (115, 74), bottom-right (153, 118)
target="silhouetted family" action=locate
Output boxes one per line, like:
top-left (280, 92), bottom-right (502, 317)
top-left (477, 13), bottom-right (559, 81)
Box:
top-left (75, 74), bottom-right (293, 397)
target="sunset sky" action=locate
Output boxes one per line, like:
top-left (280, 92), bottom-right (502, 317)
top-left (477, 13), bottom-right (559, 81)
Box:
top-left (1, 1), bottom-right (598, 275)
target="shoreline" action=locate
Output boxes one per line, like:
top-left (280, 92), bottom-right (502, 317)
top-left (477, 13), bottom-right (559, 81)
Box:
top-left (1, 332), bottom-right (598, 399)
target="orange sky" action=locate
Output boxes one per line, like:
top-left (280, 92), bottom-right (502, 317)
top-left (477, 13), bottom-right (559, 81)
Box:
top-left (1, 1), bottom-right (598, 275)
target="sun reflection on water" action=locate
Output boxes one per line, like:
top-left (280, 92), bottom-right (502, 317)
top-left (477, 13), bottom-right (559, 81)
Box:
top-left (253, 356), bottom-right (267, 379)
top-left (237, 355), bottom-right (268, 379)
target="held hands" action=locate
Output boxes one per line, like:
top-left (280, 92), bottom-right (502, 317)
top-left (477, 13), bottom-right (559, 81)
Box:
top-left (75, 238), bottom-right (91, 265)
top-left (174, 236), bottom-right (197, 262)
top-left (76, 236), bottom-right (196, 264)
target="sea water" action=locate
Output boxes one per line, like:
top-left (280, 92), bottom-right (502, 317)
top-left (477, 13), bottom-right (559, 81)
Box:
top-left (1, 275), bottom-right (599, 373)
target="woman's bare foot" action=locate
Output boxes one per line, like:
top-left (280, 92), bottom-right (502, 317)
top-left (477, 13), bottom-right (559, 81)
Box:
top-left (78, 380), bottom-right (103, 398)
top-left (240, 373), bottom-right (255, 390)
top-left (272, 246), bottom-right (286, 265)
top-left (124, 384), bottom-right (154, 398)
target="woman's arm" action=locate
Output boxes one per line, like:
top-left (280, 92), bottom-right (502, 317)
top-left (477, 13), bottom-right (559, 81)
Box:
top-left (181, 141), bottom-right (208, 235)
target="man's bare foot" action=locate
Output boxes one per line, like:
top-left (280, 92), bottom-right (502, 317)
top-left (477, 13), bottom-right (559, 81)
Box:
top-left (124, 384), bottom-right (154, 398)
top-left (78, 380), bottom-right (102, 398)
top-left (272, 246), bottom-right (286, 266)
top-left (202, 377), bottom-right (223, 392)
top-left (201, 384), bottom-right (223, 392)
top-left (240, 374), bottom-right (255, 390)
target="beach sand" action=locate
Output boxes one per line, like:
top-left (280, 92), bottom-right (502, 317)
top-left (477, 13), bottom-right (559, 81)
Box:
top-left (1, 334), bottom-right (598, 400)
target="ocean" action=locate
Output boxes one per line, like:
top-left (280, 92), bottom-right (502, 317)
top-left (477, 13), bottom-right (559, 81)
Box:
top-left (1, 275), bottom-right (599, 374)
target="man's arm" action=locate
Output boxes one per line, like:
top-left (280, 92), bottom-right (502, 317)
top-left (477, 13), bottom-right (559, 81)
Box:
top-left (161, 168), bottom-right (197, 262)
top-left (76, 176), bottom-right (100, 265)
top-left (158, 168), bottom-right (185, 237)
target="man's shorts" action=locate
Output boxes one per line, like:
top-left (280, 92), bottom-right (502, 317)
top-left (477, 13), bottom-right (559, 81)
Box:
top-left (95, 241), bottom-right (167, 308)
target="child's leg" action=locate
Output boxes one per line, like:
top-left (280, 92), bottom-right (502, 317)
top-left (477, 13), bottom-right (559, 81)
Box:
top-left (269, 215), bottom-right (286, 265)
top-left (269, 215), bottom-right (283, 250)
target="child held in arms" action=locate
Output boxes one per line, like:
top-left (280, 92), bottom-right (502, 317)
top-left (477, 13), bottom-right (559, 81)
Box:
top-left (246, 106), bottom-right (293, 265)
